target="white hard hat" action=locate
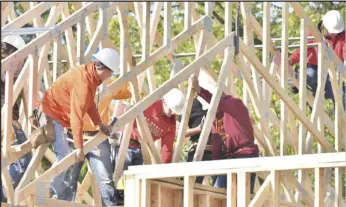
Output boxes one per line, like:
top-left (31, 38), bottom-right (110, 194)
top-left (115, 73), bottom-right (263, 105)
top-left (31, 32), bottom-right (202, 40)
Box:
top-left (2, 35), bottom-right (25, 50)
top-left (92, 48), bottom-right (120, 74)
top-left (322, 10), bottom-right (345, 34)
top-left (204, 83), bottom-right (217, 94)
top-left (163, 88), bottom-right (186, 115)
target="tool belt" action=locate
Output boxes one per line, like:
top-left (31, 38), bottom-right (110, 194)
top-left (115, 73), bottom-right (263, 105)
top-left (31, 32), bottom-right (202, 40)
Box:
top-left (67, 129), bottom-right (99, 137)
top-left (222, 141), bottom-right (255, 159)
top-left (28, 109), bottom-right (55, 148)
top-left (187, 142), bottom-right (212, 153)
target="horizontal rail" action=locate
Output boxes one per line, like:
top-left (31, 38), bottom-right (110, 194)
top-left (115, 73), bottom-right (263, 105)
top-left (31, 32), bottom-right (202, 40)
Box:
top-left (125, 152), bottom-right (345, 179)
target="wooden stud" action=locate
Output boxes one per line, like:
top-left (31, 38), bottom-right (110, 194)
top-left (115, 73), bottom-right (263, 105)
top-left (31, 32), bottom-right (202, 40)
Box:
top-left (141, 179), bottom-right (151, 207)
top-left (3, 70), bottom-right (14, 158)
top-left (193, 46), bottom-right (234, 162)
top-left (271, 170), bottom-right (280, 207)
top-left (226, 173), bottom-right (237, 207)
top-left (237, 172), bottom-right (250, 207)
top-left (248, 175), bottom-right (271, 207)
top-left (1, 149), bottom-right (15, 203)
top-left (280, 3), bottom-right (289, 156)
top-left (184, 176), bottom-right (194, 207)
top-left (314, 168), bottom-right (325, 207)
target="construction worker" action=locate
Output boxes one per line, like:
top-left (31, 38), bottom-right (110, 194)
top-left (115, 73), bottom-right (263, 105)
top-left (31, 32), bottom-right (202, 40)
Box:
top-left (177, 98), bottom-right (213, 184)
top-left (189, 76), bottom-right (259, 194)
top-left (320, 10), bottom-right (345, 108)
top-left (40, 48), bottom-right (122, 205)
top-left (1, 35), bottom-right (32, 202)
top-left (113, 88), bottom-right (186, 172)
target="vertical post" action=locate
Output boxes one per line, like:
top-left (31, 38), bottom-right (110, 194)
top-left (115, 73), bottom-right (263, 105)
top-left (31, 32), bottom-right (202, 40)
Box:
top-left (314, 168), bottom-right (325, 207)
top-left (184, 176), bottom-right (194, 207)
top-left (227, 173), bottom-right (237, 207)
top-left (237, 172), bottom-right (250, 207)
top-left (184, 2), bottom-right (191, 31)
top-left (262, 2), bottom-right (270, 103)
top-left (28, 48), bottom-right (39, 135)
top-left (3, 69), bottom-right (14, 159)
top-left (317, 42), bottom-right (326, 153)
top-left (225, 2), bottom-right (234, 95)
top-left (76, 14), bottom-right (86, 65)
top-left (271, 170), bottom-right (280, 207)
top-left (141, 179), bottom-right (151, 207)
top-left (297, 16), bottom-right (307, 202)
top-left (280, 3), bottom-right (289, 156)
top-left (53, 33), bottom-right (62, 82)
top-left (163, 2), bottom-right (171, 46)
top-left (125, 175), bottom-right (138, 207)
top-left (205, 2), bottom-right (214, 18)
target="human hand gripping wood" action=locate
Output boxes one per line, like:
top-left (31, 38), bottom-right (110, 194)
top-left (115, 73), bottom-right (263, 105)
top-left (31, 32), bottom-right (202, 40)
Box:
top-left (76, 148), bottom-right (85, 162)
top-left (188, 75), bottom-right (201, 94)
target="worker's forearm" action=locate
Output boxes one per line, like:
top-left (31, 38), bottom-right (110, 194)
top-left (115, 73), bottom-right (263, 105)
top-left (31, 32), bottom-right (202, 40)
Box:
top-left (185, 126), bottom-right (201, 138)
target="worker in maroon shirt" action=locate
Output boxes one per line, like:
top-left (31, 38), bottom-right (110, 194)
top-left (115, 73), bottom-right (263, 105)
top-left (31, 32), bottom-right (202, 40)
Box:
top-left (115, 88), bottom-right (185, 170)
top-left (189, 76), bottom-right (259, 194)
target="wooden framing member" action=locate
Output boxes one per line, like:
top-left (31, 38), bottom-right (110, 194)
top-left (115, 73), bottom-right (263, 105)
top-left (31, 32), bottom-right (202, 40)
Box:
top-left (14, 144), bottom-right (49, 205)
top-left (184, 176), bottom-right (194, 207)
top-left (27, 49), bottom-right (39, 135)
top-left (1, 149), bottom-right (15, 203)
top-left (237, 172), bottom-right (250, 207)
top-left (314, 168), bottom-right (325, 207)
top-left (280, 3), bottom-right (289, 156)
top-left (76, 10), bottom-right (86, 66)
top-left (226, 173), bottom-right (237, 207)
top-left (248, 175), bottom-right (271, 207)
top-left (172, 17), bottom-right (211, 163)
top-left (3, 70), bottom-right (14, 159)
top-left (17, 32), bottom-right (236, 203)
top-left (52, 33), bottom-right (62, 82)
top-left (141, 179), bottom-right (151, 207)
top-left (271, 170), bottom-right (280, 207)
top-left (96, 16), bottom-right (206, 103)
top-left (1, 2), bottom-right (56, 30)
top-left (239, 39), bottom-right (334, 152)
top-left (193, 45), bottom-right (234, 162)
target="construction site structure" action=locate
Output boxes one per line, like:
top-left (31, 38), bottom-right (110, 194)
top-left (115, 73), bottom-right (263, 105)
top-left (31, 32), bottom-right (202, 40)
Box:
top-left (1, 2), bottom-right (345, 207)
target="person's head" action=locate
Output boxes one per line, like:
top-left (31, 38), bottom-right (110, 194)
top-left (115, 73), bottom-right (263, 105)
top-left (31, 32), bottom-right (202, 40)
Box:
top-left (1, 35), bottom-right (25, 59)
top-left (321, 10), bottom-right (345, 39)
top-left (162, 88), bottom-right (186, 117)
top-left (92, 48), bottom-right (120, 81)
top-left (1, 35), bottom-right (26, 82)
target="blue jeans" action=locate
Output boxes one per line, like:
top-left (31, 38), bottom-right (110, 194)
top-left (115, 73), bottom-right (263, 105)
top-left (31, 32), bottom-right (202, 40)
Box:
top-left (213, 154), bottom-right (258, 195)
top-left (1, 123), bottom-right (32, 202)
top-left (295, 65), bottom-right (336, 107)
top-left (187, 149), bottom-right (213, 184)
top-left (50, 120), bottom-right (119, 206)
top-left (112, 146), bottom-right (143, 172)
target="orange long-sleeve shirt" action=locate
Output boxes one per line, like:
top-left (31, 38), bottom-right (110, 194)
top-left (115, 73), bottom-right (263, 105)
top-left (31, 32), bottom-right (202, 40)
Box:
top-left (41, 62), bottom-right (103, 148)
top-left (83, 79), bottom-right (131, 131)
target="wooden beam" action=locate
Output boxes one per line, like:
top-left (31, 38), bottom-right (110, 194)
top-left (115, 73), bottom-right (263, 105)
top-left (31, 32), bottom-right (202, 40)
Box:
top-left (314, 168), bottom-right (325, 207)
top-left (17, 31), bottom-right (236, 204)
top-left (1, 2), bottom-right (56, 29)
top-left (226, 173), bottom-right (237, 207)
top-left (193, 46), bottom-right (234, 162)
top-left (237, 172), bottom-right (250, 207)
top-left (239, 39), bottom-right (334, 152)
top-left (173, 19), bottom-right (211, 163)
top-left (3, 70), bottom-right (14, 159)
top-left (248, 175), bottom-right (271, 207)
top-left (141, 179), bottom-right (151, 207)
top-left (280, 3), bottom-right (289, 156)
top-left (14, 144), bottom-right (48, 205)
top-left (1, 149), bottom-right (15, 203)
top-left (271, 170), bottom-right (280, 207)
top-left (184, 176), bottom-right (194, 207)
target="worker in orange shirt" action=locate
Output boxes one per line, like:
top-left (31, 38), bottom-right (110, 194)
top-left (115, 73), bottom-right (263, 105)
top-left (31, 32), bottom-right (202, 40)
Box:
top-left (40, 48), bottom-right (127, 206)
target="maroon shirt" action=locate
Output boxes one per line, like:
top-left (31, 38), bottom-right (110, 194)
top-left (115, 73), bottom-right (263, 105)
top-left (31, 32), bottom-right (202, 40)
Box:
top-left (131, 100), bottom-right (176, 163)
top-left (198, 88), bottom-right (259, 159)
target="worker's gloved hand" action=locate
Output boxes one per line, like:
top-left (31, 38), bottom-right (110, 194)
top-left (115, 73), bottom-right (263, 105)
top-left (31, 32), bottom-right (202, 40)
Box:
top-left (99, 123), bottom-right (112, 136)
top-left (76, 148), bottom-right (85, 162)
top-left (188, 75), bottom-right (200, 93)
